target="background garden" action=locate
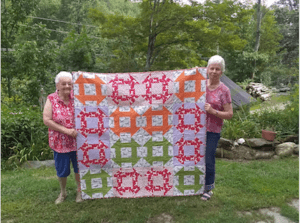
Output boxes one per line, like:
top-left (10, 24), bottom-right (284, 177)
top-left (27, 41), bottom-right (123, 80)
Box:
top-left (1, 0), bottom-right (299, 170)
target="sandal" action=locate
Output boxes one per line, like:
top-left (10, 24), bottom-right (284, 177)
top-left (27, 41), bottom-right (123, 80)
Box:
top-left (201, 190), bottom-right (213, 201)
top-left (55, 192), bottom-right (67, 204)
top-left (76, 191), bottom-right (83, 203)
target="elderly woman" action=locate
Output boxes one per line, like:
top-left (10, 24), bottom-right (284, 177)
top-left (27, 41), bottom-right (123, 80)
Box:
top-left (202, 55), bottom-right (233, 201)
top-left (43, 71), bottom-right (83, 204)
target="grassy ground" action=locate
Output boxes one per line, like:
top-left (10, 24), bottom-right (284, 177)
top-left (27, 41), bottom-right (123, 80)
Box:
top-left (2, 157), bottom-right (298, 223)
top-left (250, 95), bottom-right (290, 111)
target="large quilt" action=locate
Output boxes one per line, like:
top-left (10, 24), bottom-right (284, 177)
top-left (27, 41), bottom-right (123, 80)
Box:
top-left (72, 67), bottom-right (207, 199)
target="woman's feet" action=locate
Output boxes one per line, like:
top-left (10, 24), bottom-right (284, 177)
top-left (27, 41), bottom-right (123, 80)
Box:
top-left (76, 191), bottom-right (83, 203)
top-left (55, 192), bottom-right (67, 204)
top-left (55, 190), bottom-right (83, 204)
top-left (201, 190), bottom-right (213, 201)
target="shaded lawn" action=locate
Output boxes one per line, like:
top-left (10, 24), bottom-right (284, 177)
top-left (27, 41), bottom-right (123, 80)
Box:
top-left (2, 157), bottom-right (298, 223)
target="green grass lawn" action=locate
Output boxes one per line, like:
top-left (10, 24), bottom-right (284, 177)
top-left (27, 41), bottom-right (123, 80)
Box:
top-left (2, 157), bottom-right (298, 223)
top-left (250, 95), bottom-right (290, 111)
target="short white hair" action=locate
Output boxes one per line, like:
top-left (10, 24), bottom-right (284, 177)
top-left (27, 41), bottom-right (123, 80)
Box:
top-left (55, 71), bottom-right (72, 84)
top-left (207, 55), bottom-right (225, 73)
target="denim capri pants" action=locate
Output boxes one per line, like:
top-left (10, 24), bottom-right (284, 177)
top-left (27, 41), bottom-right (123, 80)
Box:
top-left (53, 150), bottom-right (79, 177)
top-left (205, 131), bottom-right (221, 191)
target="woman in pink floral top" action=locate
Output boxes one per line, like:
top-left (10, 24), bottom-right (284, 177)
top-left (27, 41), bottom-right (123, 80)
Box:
top-left (202, 55), bottom-right (233, 201)
top-left (43, 71), bottom-right (83, 204)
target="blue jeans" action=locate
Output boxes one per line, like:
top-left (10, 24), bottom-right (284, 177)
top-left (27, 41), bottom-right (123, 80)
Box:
top-left (205, 131), bottom-right (221, 191)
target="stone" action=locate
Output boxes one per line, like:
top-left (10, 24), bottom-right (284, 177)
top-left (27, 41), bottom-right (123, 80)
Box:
top-left (215, 147), bottom-right (222, 158)
top-left (216, 148), bottom-right (235, 159)
top-left (279, 87), bottom-right (291, 92)
top-left (259, 207), bottom-right (294, 223)
top-left (254, 151), bottom-right (275, 159)
top-left (245, 138), bottom-right (279, 148)
top-left (283, 134), bottom-right (299, 143)
top-left (217, 138), bottom-right (233, 150)
top-left (254, 146), bottom-right (276, 151)
top-left (272, 155), bottom-right (280, 160)
top-left (275, 142), bottom-right (295, 157)
top-left (237, 138), bottom-right (245, 144)
top-left (233, 141), bottom-right (239, 147)
top-left (287, 199), bottom-right (299, 211)
top-left (232, 146), bottom-right (255, 160)
top-left (293, 145), bottom-right (299, 155)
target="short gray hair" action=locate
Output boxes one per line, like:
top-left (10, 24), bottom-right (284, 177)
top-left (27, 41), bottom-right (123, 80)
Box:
top-left (55, 71), bottom-right (72, 84)
top-left (207, 55), bottom-right (225, 73)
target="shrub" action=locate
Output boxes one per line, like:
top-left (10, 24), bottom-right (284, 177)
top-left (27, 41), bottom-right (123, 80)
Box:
top-left (222, 87), bottom-right (299, 140)
top-left (1, 103), bottom-right (53, 169)
top-left (222, 107), bottom-right (262, 140)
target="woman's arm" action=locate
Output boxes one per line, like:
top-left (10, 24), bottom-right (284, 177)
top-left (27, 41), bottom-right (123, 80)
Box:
top-left (205, 102), bottom-right (233, 120)
top-left (43, 98), bottom-right (77, 138)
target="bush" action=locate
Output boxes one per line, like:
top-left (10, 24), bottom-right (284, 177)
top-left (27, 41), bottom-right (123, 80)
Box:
top-left (1, 103), bottom-right (53, 169)
top-left (222, 87), bottom-right (299, 140)
top-left (222, 107), bottom-right (262, 140)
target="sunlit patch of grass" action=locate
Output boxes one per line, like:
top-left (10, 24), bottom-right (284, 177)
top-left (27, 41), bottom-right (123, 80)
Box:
top-left (250, 95), bottom-right (291, 111)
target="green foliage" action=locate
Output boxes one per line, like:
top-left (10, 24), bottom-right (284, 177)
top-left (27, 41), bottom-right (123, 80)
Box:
top-left (7, 23), bottom-right (58, 104)
top-left (236, 78), bottom-right (253, 90)
top-left (289, 83), bottom-right (299, 105)
top-left (94, 0), bottom-right (140, 17)
top-left (1, 0), bottom-right (299, 171)
top-left (225, 50), bottom-right (270, 82)
top-left (272, 0), bottom-right (299, 67)
top-left (259, 62), bottom-right (299, 87)
top-left (259, 9), bottom-right (282, 56)
top-left (89, 0), bottom-right (255, 72)
top-left (252, 108), bottom-right (299, 139)
top-left (223, 4), bottom-right (284, 83)
top-left (222, 92), bottom-right (299, 140)
top-left (201, 0), bottom-right (250, 52)
top-left (1, 103), bottom-right (53, 169)
top-left (1, 0), bottom-right (40, 98)
top-left (1, 0), bottom-right (39, 48)
top-left (222, 108), bottom-right (262, 140)
top-left (57, 28), bottom-right (96, 72)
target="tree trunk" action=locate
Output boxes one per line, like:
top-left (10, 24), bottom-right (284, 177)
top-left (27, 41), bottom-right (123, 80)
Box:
top-left (254, 0), bottom-right (261, 53)
top-left (145, 1), bottom-right (157, 71)
top-left (145, 35), bottom-right (155, 71)
top-left (252, 0), bottom-right (262, 80)
top-left (5, 0), bottom-right (12, 98)
top-left (288, 0), bottom-right (294, 10)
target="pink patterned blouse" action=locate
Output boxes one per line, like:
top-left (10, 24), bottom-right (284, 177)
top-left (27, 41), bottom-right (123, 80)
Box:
top-left (206, 82), bottom-right (232, 133)
top-left (48, 90), bottom-right (76, 153)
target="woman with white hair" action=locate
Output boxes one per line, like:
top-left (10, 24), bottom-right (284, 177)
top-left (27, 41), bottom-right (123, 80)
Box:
top-left (202, 55), bottom-right (233, 201)
top-left (43, 71), bottom-right (83, 204)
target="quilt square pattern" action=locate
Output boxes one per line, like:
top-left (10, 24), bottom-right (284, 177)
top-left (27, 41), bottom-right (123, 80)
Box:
top-left (73, 68), bottom-right (207, 199)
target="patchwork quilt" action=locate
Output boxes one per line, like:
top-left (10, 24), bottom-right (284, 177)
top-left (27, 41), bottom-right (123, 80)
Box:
top-left (72, 68), bottom-right (207, 199)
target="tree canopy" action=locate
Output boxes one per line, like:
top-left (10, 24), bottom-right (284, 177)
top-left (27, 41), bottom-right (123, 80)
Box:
top-left (1, 0), bottom-right (298, 105)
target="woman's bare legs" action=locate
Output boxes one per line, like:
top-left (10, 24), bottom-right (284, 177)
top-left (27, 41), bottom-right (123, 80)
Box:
top-left (55, 177), bottom-right (67, 204)
top-left (75, 173), bottom-right (83, 202)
